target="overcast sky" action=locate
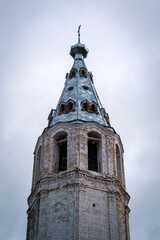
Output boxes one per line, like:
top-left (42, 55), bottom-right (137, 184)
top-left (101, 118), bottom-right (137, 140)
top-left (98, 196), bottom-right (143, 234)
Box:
top-left (0, 0), bottom-right (160, 239)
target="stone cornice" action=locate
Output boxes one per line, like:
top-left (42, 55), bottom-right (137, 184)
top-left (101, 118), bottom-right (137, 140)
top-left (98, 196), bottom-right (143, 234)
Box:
top-left (28, 169), bottom-right (130, 207)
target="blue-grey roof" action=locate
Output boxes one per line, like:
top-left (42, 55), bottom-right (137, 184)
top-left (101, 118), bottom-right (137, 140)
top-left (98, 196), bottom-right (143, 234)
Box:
top-left (49, 42), bottom-right (111, 128)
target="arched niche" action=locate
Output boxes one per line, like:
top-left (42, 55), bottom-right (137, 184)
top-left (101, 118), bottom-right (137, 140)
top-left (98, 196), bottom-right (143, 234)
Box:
top-left (36, 146), bottom-right (41, 181)
top-left (116, 144), bottom-right (122, 184)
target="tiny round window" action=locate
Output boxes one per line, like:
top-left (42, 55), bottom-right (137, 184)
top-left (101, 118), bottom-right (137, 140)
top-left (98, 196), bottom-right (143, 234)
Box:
top-left (82, 86), bottom-right (89, 90)
top-left (68, 87), bottom-right (74, 91)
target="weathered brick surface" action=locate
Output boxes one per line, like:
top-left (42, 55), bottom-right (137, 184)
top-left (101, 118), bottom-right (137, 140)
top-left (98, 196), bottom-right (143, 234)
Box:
top-left (27, 121), bottom-right (130, 240)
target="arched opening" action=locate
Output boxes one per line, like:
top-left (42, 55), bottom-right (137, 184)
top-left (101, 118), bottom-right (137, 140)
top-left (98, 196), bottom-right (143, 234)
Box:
top-left (88, 132), bottom-right (101, 173)
top-left (80, 68), bottom-right (87, 78)
top-left (59, 100), bottom-right (75, 115)
top-left (61, 104), bottom-right (65, 113)
top-left (54, 132), bottom-right (67, 172)
top-left (68, 101), bottom-right (73, 111)
top-left (83, 102), bottom-right (88, 111)
top-left (36, 146), bottom-right (41, 181)
top-left (69, 68), bottom-right (76, 79)
top-left (81, 100), bottom-right (98, 114)
top-left (116, 144), bottom-right (122, 183)
top-left (82, 70), bottom-right (85, 75)
top-left (92, 104), bottom-right (96, 113)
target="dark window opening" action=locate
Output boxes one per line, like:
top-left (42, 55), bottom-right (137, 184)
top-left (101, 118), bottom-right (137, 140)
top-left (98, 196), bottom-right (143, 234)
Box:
top-left (54, 132), bottom-right (68, 173)
top-left (69, 68), bottom-right (76, 79)
top-left (59, 101), bottom-right (75, 115)
top-left (88, 140), bottom-right (98, 172)
top-left (84, 102), bottom-right (88, 111)
top-left (81, 101), bottom-right (98, 114)
top-left (68, 102), bottom-right (73, 111)
top-left (88, 131), bottom-right (101, 173)
top-left (61, 104), bottom-right (65, 112)
top-left (80, 68), bottom-right (87, 78)
top-left (71, 70), bottom-right (76, 76)
top-left (59, 140), bottom-right (67, 171)
top-left (92, 104), bottom-right (96, 113)
top-left (93, 203), bottom-right (96, 207)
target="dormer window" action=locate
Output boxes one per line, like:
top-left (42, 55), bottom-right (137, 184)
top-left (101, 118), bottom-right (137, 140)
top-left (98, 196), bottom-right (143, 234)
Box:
top-left (58, 100), bottom-right (75, 115)
top-left (80, 68), bottom-right (87, 78)
top-left (81, 100), bottom-right (98, 114)
top-left (69, 68), bottom-right (77, 79)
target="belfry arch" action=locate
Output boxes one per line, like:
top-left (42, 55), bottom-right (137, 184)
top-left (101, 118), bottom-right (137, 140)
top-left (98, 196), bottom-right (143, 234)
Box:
top-left (87, 131), bottom-right (102, 173)
top-left (54, 131), bottom-right (68, 172)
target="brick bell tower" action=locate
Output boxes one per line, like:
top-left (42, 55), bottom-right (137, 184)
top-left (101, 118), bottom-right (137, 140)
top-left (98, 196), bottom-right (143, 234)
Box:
top-left (26, 27), bottom-right (130, 240)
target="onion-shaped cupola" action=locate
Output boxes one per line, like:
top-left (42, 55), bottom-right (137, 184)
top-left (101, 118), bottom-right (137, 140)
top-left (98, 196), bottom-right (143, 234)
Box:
top-left (48, 26), bottom-right (112, 130)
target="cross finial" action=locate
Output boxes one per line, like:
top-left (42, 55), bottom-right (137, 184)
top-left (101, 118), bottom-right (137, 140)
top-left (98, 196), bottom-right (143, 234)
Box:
top-left (77, 25), bottom-right (81, 43)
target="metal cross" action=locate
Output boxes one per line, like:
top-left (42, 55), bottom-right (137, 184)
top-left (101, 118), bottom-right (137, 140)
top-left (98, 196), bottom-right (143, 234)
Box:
top-left (77, 25), bottom-right (81, 43)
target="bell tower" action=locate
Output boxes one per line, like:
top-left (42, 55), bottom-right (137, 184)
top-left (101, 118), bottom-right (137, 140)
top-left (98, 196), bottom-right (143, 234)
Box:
top-left (26, 28), bottom-right (130, 240)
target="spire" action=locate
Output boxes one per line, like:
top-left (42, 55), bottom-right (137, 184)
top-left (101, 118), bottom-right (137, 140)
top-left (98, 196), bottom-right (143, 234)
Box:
top-left (48, 28), bottom-right (112, 130)
top-left (70, 25), bottom-right (88, 60)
